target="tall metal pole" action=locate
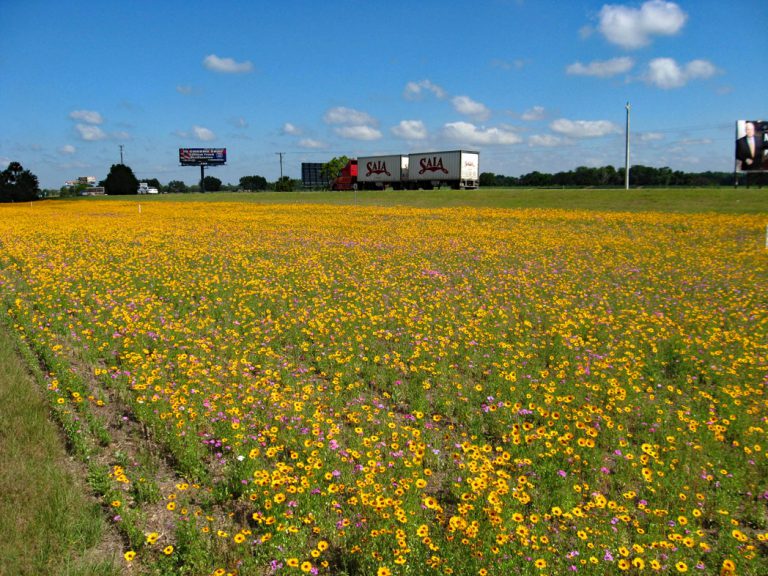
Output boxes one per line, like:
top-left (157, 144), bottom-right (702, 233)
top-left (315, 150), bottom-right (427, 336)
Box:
top-left (276, 152), bottom-right (285, 183)
top-left (119, 145), bottom-right (124, 164)
top-left (625, 102), bottom-right (631, 190)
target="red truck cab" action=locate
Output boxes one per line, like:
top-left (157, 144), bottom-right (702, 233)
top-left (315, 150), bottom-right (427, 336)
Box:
top-left (331, 159), bottom-right (358, 190)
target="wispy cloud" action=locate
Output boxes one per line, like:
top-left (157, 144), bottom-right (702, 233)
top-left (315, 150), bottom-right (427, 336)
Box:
top-left (203, 54), bottom-right (254, 74)
top-left (391, 120), bottom-right (428, 140)
top-left (452, 96), bottom-right (491, 122)
top-left (334, 125), bottom-right (382, 141)
top-left (521, 106), bottom-right (546, 121)
top-left (442, 122), bottom-right (522, 145)
top-left (59, 144), bottom-right (76, 155)
top-left (75, 124), bottom-right (106, 141)
top-left (323, 107), bottom-right (377, 126)
top-left (69, 110), bottom-right (103, 124)
top-left (403, 79), bottom-right (447, 100)
top-left (176, 85), bottom-right (195, 95)
top-left (643, 58), bottom-right (718, 89)
top-left (324, 107), bottom-right (380, 140)
top-left (566, 57), bottom-right (635, 78)
top-left (176, 125), bottom-right (217, 141)
top-left (282, 122), bottom-right (302, 135)
top-left (598, 0), bottom-right (687, 49)
top-left (639, 132), bottom-right (664, 141)
top-left (528, 134), bottom-right (569, 147)
top-left (490, 58), bottom-right (528, 71)
top-left (550, 119), bottom-right (620, 138)
top-left (298, 138), bottom-right (325, 149)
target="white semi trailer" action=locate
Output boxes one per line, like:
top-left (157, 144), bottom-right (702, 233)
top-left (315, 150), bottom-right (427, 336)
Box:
top-left (408, 150), bottom-right (480, 190)
top-left (357, 155), bottom-right (409, 189)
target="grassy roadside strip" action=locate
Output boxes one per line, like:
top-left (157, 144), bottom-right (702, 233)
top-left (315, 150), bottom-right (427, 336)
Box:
top-left (0, 320), bottom-right (121, 576)
top-left (87, 187), bottom-right (768, 213)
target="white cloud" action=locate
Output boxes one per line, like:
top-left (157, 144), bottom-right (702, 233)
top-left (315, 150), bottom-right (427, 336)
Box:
top-left (177, 126), bottom-right (216, 141)
top-left (230, 117), bottom-right (248, 129)
top-left (75, 124), bottom-right (106, 141)
top-left (598, 0), bottom-right (687, 49)
top-left (203, 54), bottom-right (254, 74)
top-left (334, 125), bottom-right (382, 140)
top-left (176, 85), bottom-right (194, 95)
top-left (298, 138), bottom-right (325, 149)
top-left (59, 144), bottom-right (76, 155)
top-left (521, 106), bottom-right (546, 121)
top-left (442, 122), bottom-right (522, 145)
top-left (490, 58), bottom-right (528, 70)
top-left (391, 120), bottom-right (428, 140)
top-left (639, 132), bottom-right (664, 141)
top-left (69, 110), bottom-right (103, 124)
top-left (452, 96), bottom-right (491, 121)
top-left (403, 79), bottom-right (447, 100)
top-left (193, 126), bottom-right (216, 141)
top-left (282, 122), bottom-right (302, 135)
top-left (323, 106), bottom-right (377, 126)
top-left (643, 57), bottom-right (718, 89)
top-left (528, 134), bottom-right (568, 147)
top-left (550, 119), bottom-right (620, 138)
top-left (566, 57), bottom-right (635, 77)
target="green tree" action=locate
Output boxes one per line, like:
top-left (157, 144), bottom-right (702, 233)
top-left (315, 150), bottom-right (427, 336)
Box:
top-left (321, 156), bottom-right (350, 184)
top-left (479, 172), bottom-right (496, 187)
top-left (239, 175), bottom-right (268, 191)
top-left (202, 176), bottom-right (222, 192)
top-left (0, 161), bottom-right (40, 202)
top-left (146, 178), bottom-right (162, 192)
top-left (274, 176), bottom-right (294, 192)
top-left (102, 164), bottom-right (139, 195)
top-left (166, 180), bottom-right (188, 193)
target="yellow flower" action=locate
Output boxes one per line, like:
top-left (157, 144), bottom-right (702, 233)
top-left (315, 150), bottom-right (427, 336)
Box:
top-left (163, 545), bottom-right (174, 555)
top-left (123, 550), bottom-right (136, 562)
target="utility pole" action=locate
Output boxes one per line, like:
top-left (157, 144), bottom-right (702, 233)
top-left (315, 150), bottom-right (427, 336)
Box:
top-left (276, 152), bottom-right (285, 183)
top-left (624, 102), bottom-right (631, 191)
top-left (119, 145), bottom-right (124, 165)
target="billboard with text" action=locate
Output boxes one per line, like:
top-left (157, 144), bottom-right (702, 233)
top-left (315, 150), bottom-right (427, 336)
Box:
top-left (179, 148), bottom-right (227, 166)
top-left (735, 121), bottom-right (768, 172)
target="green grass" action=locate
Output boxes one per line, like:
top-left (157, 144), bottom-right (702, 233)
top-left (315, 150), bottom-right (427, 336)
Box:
top-left (88, 186), bottom-right (768, 213)
top-left (0, 323), bottom-right (121, 576)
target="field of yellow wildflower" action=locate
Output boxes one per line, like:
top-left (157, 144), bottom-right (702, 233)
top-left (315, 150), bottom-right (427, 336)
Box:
top-left (0, 199), bottom-right (766, 575)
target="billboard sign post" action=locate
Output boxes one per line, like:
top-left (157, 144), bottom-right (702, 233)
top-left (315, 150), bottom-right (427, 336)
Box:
top-left (179, 148), bottom-right (227, 192)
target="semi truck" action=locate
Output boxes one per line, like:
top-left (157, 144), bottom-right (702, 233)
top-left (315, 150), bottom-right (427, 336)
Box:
top-left (330, 150), bottom-right (479, 190)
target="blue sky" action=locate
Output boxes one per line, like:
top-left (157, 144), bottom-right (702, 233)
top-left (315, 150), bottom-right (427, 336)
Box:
top-left (1, 0), bottom-right (766, 189)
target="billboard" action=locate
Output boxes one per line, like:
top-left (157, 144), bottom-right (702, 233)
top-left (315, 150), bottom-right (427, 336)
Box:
top-left (301, 163), bottom-right (329, 188)
top-left (735, 121), bottom-right (768, 172)
top-left (179, 148), bottom-right (227, 166)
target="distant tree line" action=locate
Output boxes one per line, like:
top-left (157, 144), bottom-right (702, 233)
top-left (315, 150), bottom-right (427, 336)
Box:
top-left (51, 164), bottom-right (301, 196)
top-left (480, 165), bottom-right (745, 188)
